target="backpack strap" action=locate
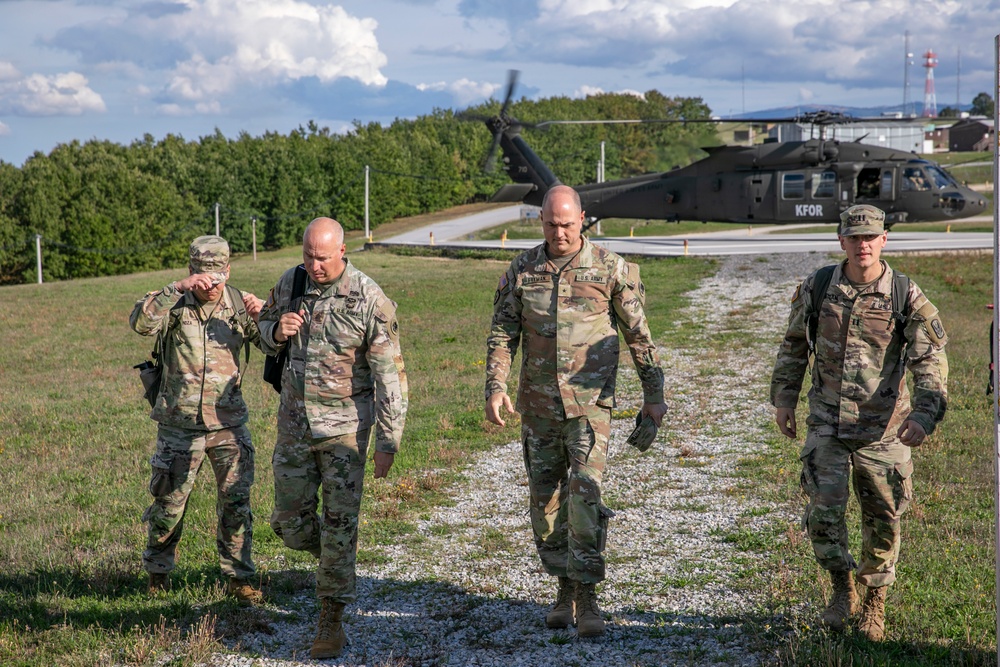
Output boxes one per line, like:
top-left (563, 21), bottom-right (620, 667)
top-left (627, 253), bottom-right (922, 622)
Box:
top-left (806, 265), bottom-right (836, 356)
top-left (891, 271), bottom-right (911, 363)
top-left (291, 264), bottom-right (308, 300)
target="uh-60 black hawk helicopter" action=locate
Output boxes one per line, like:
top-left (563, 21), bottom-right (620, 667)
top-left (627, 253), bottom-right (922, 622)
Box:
top-left (474, 73), bottom-right (987, 229)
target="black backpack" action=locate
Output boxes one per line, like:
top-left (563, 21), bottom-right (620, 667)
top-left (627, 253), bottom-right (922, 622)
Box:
top-left (262, 265), bottom-right (308, 393)
top-left (805, 264), bottom-right (910, 357)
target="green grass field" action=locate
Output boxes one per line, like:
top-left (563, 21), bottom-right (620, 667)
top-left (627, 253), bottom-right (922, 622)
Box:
top-left (0, 245), bottom-right (996, 665)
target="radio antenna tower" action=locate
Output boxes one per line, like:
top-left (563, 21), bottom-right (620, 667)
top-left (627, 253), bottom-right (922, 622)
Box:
top-left (923, 48), bottom-right (938, 117)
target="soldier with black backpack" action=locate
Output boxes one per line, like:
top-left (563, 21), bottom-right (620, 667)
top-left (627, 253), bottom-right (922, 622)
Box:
top-left (130, 235), bottom-right (265, 603)
top-left (770, 205), bottom-right (949, 642)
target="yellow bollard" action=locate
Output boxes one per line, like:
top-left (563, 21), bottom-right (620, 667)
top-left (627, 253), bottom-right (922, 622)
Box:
top-left (946, 224), bottom-right (951, 233)
top-left (630, 226), bottom-right (634, 237)
top-left (683, 239), bottom-right (689, 256)
top-left (430, 232), bottom-right (435, 246)
top-left (368, 233), bottom-right (373, 243)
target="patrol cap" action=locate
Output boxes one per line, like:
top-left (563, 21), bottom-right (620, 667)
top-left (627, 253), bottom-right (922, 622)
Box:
top-left (838, 204), bottom-right (886, 236)
top-left (189, 235), bottom-right (230, 273)
top-left (626, 412), bottom-right (658, 452)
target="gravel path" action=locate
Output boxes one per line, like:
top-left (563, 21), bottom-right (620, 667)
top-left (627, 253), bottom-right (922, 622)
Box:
top-left (211, 252), bottom-right (830, 667)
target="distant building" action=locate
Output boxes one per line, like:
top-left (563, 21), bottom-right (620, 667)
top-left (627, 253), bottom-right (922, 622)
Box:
top-left (768, 120), bottom-right (926, 153)
top-left (947, 118), bottom-right (995, 152)
top-left (923, 122), bottom-right (955, 153)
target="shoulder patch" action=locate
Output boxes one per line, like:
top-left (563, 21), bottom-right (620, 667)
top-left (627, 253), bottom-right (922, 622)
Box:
top-left (791, 284), bottom-right (801, 303)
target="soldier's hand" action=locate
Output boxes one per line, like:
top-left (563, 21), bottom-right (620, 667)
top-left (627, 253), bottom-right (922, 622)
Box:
top-left (373, 451), bottom-right (394, 478)
top-left (274, 310), bottom-right (305, 343)
top-left (897, 419), bottom-right (926, 447)
top-left (243, 293), bottom-right (264, 321)
top-left (175, 272), bottom-right (218, 293)
top-left (486, 392), bottom-right (514, 426)
top-left (775, 407), bottom-right (797, 439)
top-left (641, 402), bottom-right (667, 427)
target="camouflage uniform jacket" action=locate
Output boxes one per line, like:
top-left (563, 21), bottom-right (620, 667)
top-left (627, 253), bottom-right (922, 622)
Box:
top-left (258, 260), bottom-right (407, 452)
top-left (770, 260), bottom-right (949, 440)
top-left (130, 283), bottom-right (260, 431)
top-left (486, 237), bottom-right (664, 420)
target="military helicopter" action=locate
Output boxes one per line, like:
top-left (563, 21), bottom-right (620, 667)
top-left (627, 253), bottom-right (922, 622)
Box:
top-left (474, 72), bottom-right (987, 228)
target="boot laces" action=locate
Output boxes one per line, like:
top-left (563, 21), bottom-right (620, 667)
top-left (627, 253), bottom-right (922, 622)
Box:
top-left (316, 602), bottom-right (337, 641)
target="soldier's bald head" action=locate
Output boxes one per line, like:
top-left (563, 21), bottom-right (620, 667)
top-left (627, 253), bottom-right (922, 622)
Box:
top-left (303, 217), bottom-right (344, 246)
top-left (302, 217), bottom-right (347, 284)
top-left (542, 185), bottom-right (582, 218)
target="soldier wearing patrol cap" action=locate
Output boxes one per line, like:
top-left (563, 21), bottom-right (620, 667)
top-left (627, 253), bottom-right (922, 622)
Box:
top-left (486, 185), bottom-right (667, 638)
top-left (770, 204), bottom-right (949, 641)
top-left (130, 235), bottom-right (265, 602)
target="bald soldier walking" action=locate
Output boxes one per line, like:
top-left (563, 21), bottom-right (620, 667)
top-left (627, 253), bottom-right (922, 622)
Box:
top-left (771, 204), bottom-right (948, 641)
top-left (130, 235), bottom-right (264, 602)
top-left (486, 185), bottom-right (667, 637)
top-left (256, 217), bottom-right (407, 659)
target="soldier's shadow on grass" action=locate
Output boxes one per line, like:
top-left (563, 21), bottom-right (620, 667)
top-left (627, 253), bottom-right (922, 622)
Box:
top-left (0, 562), bottom-right (272, 633)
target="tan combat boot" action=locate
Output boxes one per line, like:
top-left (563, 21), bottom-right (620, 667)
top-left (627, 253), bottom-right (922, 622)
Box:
top-left (148, 573), bottom-right (170, 595)
top-left (545, 577), bottom-right (576, 629)
top-left (310, 599), bottom-right (347, 659)
top-left (857, 586), bottom-right (887, 641)
top-left (227, 578), bottom-right (264, 605)
top-left (575, 582), bottom-right (605, 638)
top-left (821, 570), bottom-right (859, 632)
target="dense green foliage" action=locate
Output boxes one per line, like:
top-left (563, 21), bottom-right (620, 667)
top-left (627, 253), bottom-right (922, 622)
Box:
top-left (0, 93), bottom-right (715, 284)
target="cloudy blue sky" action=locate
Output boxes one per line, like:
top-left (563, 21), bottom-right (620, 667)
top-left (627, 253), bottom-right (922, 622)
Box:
top-left (0, 0), bottom-right (993, 166)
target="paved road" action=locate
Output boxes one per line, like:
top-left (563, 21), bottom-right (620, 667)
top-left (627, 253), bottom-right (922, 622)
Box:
top-left (376, 207), bottom-right (994, 256)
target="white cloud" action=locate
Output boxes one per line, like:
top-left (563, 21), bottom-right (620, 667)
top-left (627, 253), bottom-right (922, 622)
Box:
top-left (0, 71), bottom-right (105, 116)
top-left (0, 120), bottom-right (10, 136)
top-left (148, 0), bottom-right (389, 105)
top-left (416, 78), bottom-right (500, 105)
top-left (0, 61), bottom-right (20, 82)
top-left (573, 85), bottom-right (644, 100)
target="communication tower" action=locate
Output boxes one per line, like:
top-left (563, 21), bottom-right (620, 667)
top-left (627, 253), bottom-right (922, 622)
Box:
top-left (922, 49), bottom-right (938, 117)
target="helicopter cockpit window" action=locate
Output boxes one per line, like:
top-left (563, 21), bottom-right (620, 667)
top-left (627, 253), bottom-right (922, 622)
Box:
top-left (782, 173), bottom-right (805, 200)
top-left (925, 164), bottom-right (958, 189)
top-left (901, 167), bottom-right (930, 192)
top-left (812, 171), bottom-right (836, 199)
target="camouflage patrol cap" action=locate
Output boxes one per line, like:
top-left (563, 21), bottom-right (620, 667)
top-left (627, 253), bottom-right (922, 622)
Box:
top-left (189, 235), bottom-right (230, 273)
top-left (626, 412), bottom-right (658, 452)
top-left (839, 204), bottom-right (886, 236)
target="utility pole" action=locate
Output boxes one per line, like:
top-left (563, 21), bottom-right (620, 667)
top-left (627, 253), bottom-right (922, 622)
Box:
top-left (595, 142), bottom-right (605, 236)
top-left (251, 216), bottom-right (257, 261)
top-left (364, 165), bottom-right (370, 240)
top-left (214, 202), bottom-right (220, 236)
top-left (903, 31), bottom-right (913, 116)
top-left (35, 234), bottom-right (42, 284)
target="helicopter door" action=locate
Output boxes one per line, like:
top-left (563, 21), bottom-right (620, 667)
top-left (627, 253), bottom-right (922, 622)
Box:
top-left (746, 172), bottom-right (773, 221)
top-left (855, 167), bottom-right (894, 203)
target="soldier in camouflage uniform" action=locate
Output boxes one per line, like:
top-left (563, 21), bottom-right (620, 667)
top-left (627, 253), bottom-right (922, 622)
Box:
top-left (130, 235), bottom-right (264, 602)
top-left (256, 217), bottom-right (407, 660)
top-left (770, 204), bottom-right (948, 641)
top-left (485, 185), bottom-right (666, 638)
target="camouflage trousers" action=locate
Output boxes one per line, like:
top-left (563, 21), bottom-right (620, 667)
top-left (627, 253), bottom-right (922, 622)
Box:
top-left (521, 407), bottom-right (611, 584)
top-left (799, 431), bottom-right (913, 588)
top-left (142, 424), bottom-right (256, 579)
top-left (270, 398), bottom-right (371, 603)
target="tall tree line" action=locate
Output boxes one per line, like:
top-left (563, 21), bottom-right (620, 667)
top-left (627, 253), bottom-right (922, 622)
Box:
top-left (0, 91), bottom-right (715, 284)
